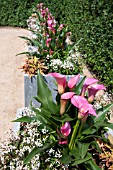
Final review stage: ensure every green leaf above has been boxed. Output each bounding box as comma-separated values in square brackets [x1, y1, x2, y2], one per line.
[69, 148, 80, 160]
[91, 141, 101, 153]
[52, 114, 74, 123]
[24, 142, 55, 165]
[85, 159, 101, 170]
[94, 103, 113, 122]
[36, 71, 59, 114]
[77, 142, 91, 159]
[12, 116, 34, 123]
[30, 104, 58, 129]
[81, 126, 97, 135]
[72, 156, 91, 166]
[16, 52, 31, 56]
[73, 76, 86, 95]
[60, 148, 74, 164]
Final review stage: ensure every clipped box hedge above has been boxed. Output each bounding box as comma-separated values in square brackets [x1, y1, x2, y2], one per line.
[0, 0, 36, 27]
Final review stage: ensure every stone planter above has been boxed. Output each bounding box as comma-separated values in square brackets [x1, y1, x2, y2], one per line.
[24, 74, 83, 107]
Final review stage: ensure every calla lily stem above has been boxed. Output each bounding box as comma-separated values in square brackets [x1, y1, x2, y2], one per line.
[69, 119, 80, 150]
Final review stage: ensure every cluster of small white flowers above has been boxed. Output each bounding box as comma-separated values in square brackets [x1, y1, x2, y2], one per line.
[49, 59, 63, 70]
[93, 92, 113, 114]
[28, 45, 40, 55]
[62, 60, 74, 70]
[29, 33, 37, 40]
[49, 51, 78, 71]
[0, 107, 67, 169]
[0, 107, 50, 169]
[27, 15, 41, 32]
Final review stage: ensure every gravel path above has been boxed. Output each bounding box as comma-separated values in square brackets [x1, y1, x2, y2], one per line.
[0, 27, 29, 142]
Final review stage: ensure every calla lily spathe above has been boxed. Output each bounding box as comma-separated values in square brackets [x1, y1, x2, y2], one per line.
[68, 74, 80, 89]
[88, 84, 106, 103]
[60, 122, 71, 137]
[47, 73, 66, 94]
[47, 73, 80, 94]
[81, 77, 99, 96]
[61, 92, 97, 118]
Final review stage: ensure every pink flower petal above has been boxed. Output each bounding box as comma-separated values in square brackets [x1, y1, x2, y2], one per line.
[84, 77, 99, 86]
[68, 74, 80, 89]
[71, 95, 88, 108]
[88, 84, 106, 102]
[61, 92, 75, 100]
[59, 138, 68, 145]
[47, 73, 66, 94]
[47, 19, 52, 26]
[47, 73, 66, 86]
[81, 77, 99, 96]
[60, 122, 71, 137]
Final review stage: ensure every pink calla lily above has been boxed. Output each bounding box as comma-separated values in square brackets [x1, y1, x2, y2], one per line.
[60, 122, 71, 137]
[59, 24, 64, 30]
[88, 84, 106, 103]
[46, 38, 52, 47]
[71, 95, 97, 118]
[47, 73, 66, 94]
[61, 92, 75, 100]
[68, 74, 80, 89]
[47, 19, 53, 27]
[58, 138, 68, 145]
[81, 77, 99, 96]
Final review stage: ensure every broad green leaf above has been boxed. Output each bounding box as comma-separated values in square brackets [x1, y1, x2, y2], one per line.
[19, 36, 33, 44]
[92, 121, 113, 130]
[94, 103, 113, 122]
[24, 142, 55, 164]
[69, 148, 80, 160]
[52, 114, 74, 123]
[60, 148, 74, 164]
[85, 159, 101, 170]
[12, 116, 34, 123]
[91, 141, 101, 153]
[30, 104, 58, 129]
[36, 71, 59, 114]
[81, 126, 97, 135]
[72, 156, 91, 166]
[16, 52, 31, 56]
[73, 76, 86, 95]
[77, 142, 91, 159]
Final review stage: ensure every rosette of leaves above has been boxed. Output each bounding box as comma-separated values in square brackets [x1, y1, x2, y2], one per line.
[19, 56, 48, 77]
[14, 71, 113, 170]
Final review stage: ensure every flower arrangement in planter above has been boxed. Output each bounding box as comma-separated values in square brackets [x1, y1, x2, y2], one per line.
[7, 70, 113, 169]
[19, 3, 82, 77]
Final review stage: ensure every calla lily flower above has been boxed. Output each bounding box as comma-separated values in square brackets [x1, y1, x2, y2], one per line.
[81, 77, 99, 96]
[71, 95, 97, 119]
[61, 92, 75, 100]
[47, 19, 53, 27]
[47, 73, 66, 94]
[46, 38, 52, 47]
[59, 138, 68, 145]
[60, 122, 71, 137]
[88, 84, 106, 103]
[59, 24, 64, 30]
[68, 74, 80, 89]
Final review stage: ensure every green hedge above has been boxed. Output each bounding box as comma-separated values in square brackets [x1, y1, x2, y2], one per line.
[0, 0, 36, 27]
[37, 0, 113, 93]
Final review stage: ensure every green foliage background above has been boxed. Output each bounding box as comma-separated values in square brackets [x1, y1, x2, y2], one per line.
[0, 0, 36, 27]
[0, 0, 113, 92]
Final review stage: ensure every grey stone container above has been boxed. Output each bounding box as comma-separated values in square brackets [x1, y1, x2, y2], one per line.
[24, 74, 80, 107]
